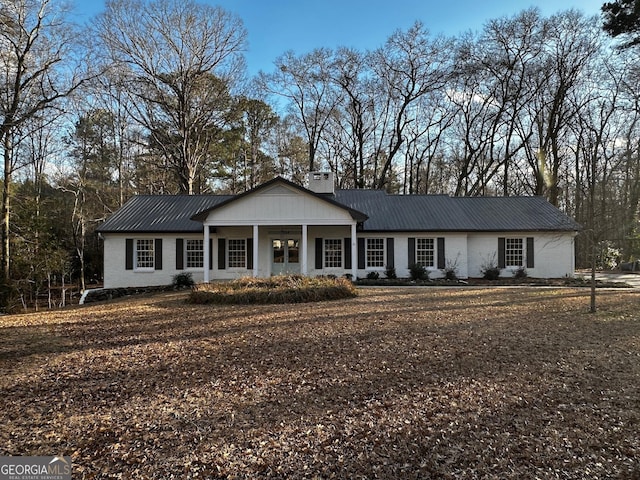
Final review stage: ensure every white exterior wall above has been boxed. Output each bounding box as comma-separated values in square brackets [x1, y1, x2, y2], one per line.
[102, 233, 207, 288]
[467, 232, 576, 278]
[355, 233, 469, 279]
[102, 229, 577, 287]
[308, 225, 352, 276]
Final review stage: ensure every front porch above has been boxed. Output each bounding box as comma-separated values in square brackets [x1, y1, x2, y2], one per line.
[203, 224, 358, 282]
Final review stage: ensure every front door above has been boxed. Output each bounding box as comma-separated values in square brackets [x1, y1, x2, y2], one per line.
[271, 238, 300, 275]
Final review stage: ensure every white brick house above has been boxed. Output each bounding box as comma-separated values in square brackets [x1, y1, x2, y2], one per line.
[97, 173, 581, 288]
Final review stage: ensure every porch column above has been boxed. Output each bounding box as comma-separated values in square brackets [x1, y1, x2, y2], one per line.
[253, 224, 259, 277]
[203, 225, 210, 283]
[351, 222, 357, 280]
[301, 224, 308, 275]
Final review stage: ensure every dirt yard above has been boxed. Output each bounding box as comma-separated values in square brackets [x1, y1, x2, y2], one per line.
[1, 288, 639, 479]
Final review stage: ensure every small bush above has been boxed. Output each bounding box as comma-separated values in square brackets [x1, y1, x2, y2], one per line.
[409, 263, 428, 281]
[443, 256, 460, 281]
[513, 267, 528, 279]
[482, 266, 501, 280]
[366, 271, 380, 280]
[384, 266, 397, 279]
[188, 275, 357, 305]
[172, 272, 195, 289]
[443, 264, 458, 281]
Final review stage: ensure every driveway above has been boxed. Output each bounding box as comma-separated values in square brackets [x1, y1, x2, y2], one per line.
[592, 271, 640, 288]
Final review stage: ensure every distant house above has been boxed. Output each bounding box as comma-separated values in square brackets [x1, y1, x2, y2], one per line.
[96, 173, 581, 288]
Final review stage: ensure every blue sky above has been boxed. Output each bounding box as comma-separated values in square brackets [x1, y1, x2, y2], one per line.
[71, 0, 605, 76]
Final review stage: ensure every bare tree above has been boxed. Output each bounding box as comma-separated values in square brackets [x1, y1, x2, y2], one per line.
[401, 91, 455, 194]
[258, 48, 341, 172]
[523, 11, 601, 205]
[0, 0, 89, 284]
[368, 22, 453, 190]
[95, 0, 247, 194]
[325, 47, 375, 188]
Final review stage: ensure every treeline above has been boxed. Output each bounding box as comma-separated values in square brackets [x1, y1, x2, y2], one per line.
[1, 0, 638, 309]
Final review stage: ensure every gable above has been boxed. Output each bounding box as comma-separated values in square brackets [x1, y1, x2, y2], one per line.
[199, 183, 356, 226]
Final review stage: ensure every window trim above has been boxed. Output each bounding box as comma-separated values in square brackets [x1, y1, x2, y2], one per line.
[227, 238, 247, 269]
[134, 238, 155, 271]
[185, 239, 204, 269]
[323, 238, 343, 269]
[505, 237, 524, 268]
[366, 237, 385, 269]
[415, 237, 435, 268]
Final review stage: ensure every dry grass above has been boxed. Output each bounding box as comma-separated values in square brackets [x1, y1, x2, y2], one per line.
[1, 287, 639, 479]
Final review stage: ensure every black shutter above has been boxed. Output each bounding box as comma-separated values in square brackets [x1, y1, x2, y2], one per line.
[154, 239, 163, 270]
[218, 238, 226, 269]
[176, 239, 184, 270]
[408, 238, 415, 266]
[315, 238, 323, 269]
[498, 237, 506, 269]
[209, 238, 213, 270]
[386, 238, 394, 268]
[357, 238, 365, 269]
[437, 237, 445, 269]
[526, 237, 535, 268]
[247, 238, 253, 270]
[125, 239, 134, 270]
[344, 238, 352, 270]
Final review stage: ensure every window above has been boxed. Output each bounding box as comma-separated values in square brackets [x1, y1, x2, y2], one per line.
[186, 239, 203, 268]
[136, 239, 154, 269]
[228, 239, 246, 268]
[324, 239, 342, 268]
[505, 238, 523, 267]
[366, 238, 385, 268]
[416, 238, 435, 267]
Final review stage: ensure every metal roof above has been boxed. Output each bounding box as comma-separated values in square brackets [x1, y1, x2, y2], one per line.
[97, 186, 581, 234]
[97, 195, 232, 233]
[333, 191, 581, 232]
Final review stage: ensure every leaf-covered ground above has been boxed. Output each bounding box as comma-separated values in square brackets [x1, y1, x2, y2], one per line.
[1, 288, 639, 479]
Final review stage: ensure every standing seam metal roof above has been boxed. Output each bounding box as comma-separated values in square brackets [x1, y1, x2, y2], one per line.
[332, 191, 581, 232]
[97, 195, 232, 233]
[97, 189, 581, 233]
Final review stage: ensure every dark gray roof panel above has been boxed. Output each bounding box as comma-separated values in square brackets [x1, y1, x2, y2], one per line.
[333, 191, 581, 232]
[452, 196, 581, 231]
[97, 188, 581, 234]
[97, 195, 232, 233]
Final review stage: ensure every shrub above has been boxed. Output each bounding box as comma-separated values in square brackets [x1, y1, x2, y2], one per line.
[172, 272, 195, 289]
[513, 266, 528, 279]
[384, 265, 397, 279]
[443, 267, 457, 281]
[409, 263, 428, 281]
[443, 259, 459, 281]
[480, 253, 501, 280]
[482, 266, 501, 280]
[366, 271, 380, 280]
[187, 275, 357, 305]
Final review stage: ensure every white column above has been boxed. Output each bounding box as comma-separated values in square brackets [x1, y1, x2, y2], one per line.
[301, 224, 308, 275]
[253, 224, 259, 277]
[351, 222, 357, 280]
[203, 225, 210, 283]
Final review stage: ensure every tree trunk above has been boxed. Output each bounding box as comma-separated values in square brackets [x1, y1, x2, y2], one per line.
[2, 134, 12, 283]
